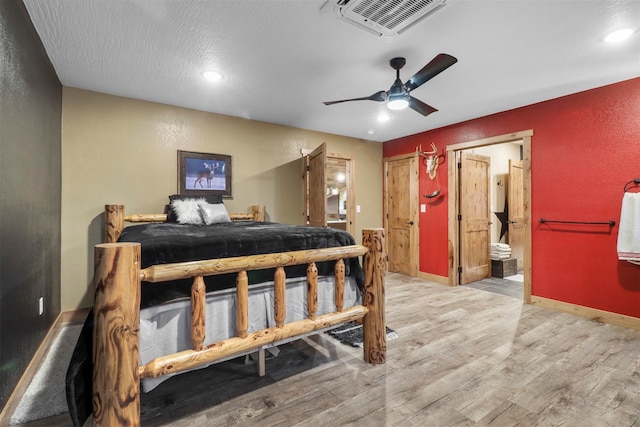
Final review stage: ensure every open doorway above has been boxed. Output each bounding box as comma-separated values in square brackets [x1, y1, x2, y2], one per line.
[447, 130, 532, 303]
[301, 144, 356, 235]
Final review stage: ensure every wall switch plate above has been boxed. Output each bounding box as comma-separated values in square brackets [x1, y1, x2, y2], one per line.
[421, 204, 426, 213]
[356, 205, 361, 213]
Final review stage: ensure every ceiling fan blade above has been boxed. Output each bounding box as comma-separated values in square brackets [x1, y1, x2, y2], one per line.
[323, 90, 386, 105]
[408, 96, 438, 116]
[405, 54, 457, 92]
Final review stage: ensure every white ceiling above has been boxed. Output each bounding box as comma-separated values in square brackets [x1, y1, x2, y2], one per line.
[23, 0, 640, 143]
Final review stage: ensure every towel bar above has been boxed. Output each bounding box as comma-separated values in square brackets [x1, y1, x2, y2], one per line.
[539, 218, 616, 226]
[623, 178, 640, 193]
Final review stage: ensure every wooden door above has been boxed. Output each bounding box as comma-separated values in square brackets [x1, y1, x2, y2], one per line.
[508, 159, 524, 271]
[307, 143, 327, 227]
[459, 152, 491, 284]
[303, 146, 356, 233]
[385, 156, 418, 276]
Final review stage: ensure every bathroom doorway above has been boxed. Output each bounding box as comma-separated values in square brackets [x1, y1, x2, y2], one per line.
[447, 130, 532, 303]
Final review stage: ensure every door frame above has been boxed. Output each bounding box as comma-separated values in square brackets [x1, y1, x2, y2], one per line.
[447, 130, 533, 303]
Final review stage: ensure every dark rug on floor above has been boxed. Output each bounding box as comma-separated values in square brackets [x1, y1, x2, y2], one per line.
[325, 322, 398, 348]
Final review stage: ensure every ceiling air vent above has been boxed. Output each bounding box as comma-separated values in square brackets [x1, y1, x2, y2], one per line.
[332, 0, 447, 37]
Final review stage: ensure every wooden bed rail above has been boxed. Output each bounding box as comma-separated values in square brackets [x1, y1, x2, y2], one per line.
[139, 307, 368, 379]
[92, 227, 385, 426]
[139, 245, 367, 282]
[104, 204, 267, 243]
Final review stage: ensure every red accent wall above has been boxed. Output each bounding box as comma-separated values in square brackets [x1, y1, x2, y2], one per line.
[383, 77, 640, 318]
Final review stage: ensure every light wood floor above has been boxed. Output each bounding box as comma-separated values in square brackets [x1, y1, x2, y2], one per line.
[464, 274, 524, 300]
[16, 272, 640, 426]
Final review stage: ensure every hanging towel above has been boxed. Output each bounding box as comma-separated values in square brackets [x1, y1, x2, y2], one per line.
[617, 192, 640, 265]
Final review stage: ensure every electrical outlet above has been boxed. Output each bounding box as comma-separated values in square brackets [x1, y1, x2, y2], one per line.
[39, 297, 44, 315]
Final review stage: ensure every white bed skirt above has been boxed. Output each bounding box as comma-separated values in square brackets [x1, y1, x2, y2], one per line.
[139, 275, 361, 391]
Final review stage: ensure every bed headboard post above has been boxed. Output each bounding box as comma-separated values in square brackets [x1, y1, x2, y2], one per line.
[104, 205, 125, 243]
[93, 242, 141, 426]
[251, 205, 266, 222]
[361, 228, 386, 364]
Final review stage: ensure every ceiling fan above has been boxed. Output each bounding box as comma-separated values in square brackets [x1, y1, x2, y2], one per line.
[323, 53, 457, 116]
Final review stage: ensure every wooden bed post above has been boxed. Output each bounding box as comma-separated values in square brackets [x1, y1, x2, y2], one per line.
[362, 228, 386, 364]
[104, 205, 125, 243]
[251, 205, 266, 221]
[93, 242, 141, 427]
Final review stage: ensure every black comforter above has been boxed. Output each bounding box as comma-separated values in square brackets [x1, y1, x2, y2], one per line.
[66, 222, 364, 426]
[120, 221, 364, 307]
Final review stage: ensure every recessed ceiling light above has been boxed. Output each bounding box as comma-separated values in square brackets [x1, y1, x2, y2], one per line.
[202, 70, 223, 82]
[367, 129, 375, 135]
[604, 28, 634, 43]
[377, 113, 390, 123]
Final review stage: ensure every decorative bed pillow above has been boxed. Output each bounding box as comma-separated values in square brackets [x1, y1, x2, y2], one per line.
[199, 203, 231, 225]
[167, 194, 223, 222]
[169, 194, 223, 204]
[170, 198, 205, 224]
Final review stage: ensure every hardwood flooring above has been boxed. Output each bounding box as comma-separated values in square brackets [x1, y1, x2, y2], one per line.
[14, 273, 640, 426]
[464, 274, 524, 300]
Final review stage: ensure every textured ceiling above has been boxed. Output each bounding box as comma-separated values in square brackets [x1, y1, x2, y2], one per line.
[23, 0, 640, 142]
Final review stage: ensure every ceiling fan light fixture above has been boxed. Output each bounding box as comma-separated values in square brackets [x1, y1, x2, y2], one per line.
[387, 95, 409, 110]
[387, 78, 409, 110]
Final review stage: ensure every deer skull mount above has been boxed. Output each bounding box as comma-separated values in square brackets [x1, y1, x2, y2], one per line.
[416, 143, 445, 199]
[420, 143, 444, 179]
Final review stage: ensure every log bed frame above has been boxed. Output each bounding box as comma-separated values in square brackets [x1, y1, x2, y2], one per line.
[93, 204, 386, 426]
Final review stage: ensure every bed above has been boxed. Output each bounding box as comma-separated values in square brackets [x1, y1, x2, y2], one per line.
[68, 201, 386, 426]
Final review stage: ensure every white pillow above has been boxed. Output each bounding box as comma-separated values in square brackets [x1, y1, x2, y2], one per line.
[171, 198, 204, 224]
[199, 202, 230, 225]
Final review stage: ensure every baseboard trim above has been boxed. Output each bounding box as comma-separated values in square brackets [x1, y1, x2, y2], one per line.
[60, 308, 90, 325]
[417, 271, 449, 285]
[0, 309, 89, 426]
[531, 296, 640, 331]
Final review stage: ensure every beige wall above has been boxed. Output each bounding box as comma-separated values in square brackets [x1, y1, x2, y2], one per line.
[61, 87, 383, 310]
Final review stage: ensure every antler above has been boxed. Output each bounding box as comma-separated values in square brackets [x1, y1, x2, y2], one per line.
[415, 143, 442, 180]
[415, 143, 438, 158]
